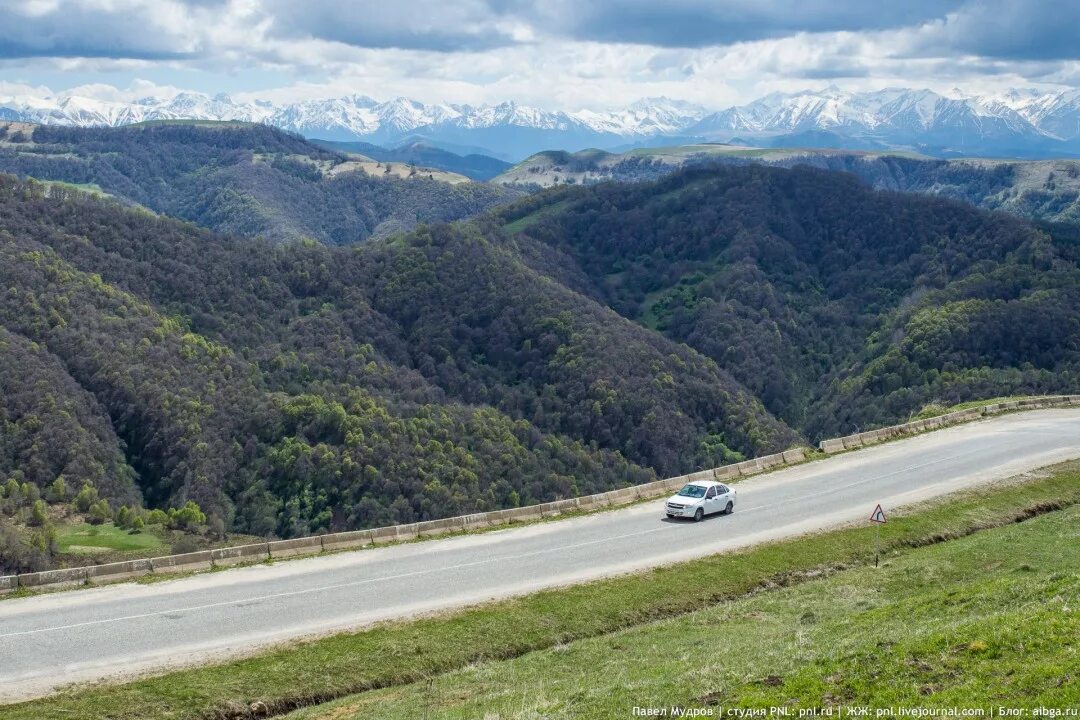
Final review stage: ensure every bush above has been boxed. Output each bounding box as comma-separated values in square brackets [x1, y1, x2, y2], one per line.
[20, 482, 40, 505]
[0, 521, 52, 574]
[146, 509, 169, 526]
[30, 499, 47, 526]
[169, 501, 207, 532]
[171, 536, 201, 554]
[46, 476, 67, 503]
[74, 483, 99, 513]
[87, 499, 112, 525]
[114, 505, 135, 529]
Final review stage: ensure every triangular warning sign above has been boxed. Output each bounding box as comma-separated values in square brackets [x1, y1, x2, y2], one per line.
[870, 504, 887, 523]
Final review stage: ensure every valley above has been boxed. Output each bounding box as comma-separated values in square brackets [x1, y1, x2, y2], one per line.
[0, 122, 1077, 577]
[3, 5, 1079, 717]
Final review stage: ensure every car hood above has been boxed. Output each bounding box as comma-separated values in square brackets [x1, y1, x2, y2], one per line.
[666, 494, 703, 506]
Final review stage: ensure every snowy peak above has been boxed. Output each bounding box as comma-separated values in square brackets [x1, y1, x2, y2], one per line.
[689, 87, 1080, 155]
[1, 86, 1078, 158]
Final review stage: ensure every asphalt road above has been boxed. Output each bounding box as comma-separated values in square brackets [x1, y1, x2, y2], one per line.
[2, 409, 1078, 702]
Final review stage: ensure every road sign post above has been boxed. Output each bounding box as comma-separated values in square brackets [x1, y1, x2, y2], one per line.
[869, 503, 887, 567]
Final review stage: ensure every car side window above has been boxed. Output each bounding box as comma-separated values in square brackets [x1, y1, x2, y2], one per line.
[705, 486, 716, 499]
[718, 485, 728, 494]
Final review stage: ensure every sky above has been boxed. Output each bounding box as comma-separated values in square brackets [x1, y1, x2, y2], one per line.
[0, 0, 1078, 110]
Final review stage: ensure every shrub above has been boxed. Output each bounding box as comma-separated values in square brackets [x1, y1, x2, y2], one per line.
[20, 482, 40, 505]
[74, 483, 99, 512]
[146, 509, 169, 526]
[115, 505, 135, 529]
[171, 536, 201, 554]
[46, 476, 68, 503]
[169, 501, 207, 531]
[87, 499, 112, 525]
[30, 499, 47, 526]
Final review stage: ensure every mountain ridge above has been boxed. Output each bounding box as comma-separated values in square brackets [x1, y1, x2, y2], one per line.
[4, 86, 1079, 160]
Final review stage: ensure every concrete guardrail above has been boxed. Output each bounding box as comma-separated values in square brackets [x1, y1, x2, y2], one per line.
[3, 396, 1075, 594]
[816, 395, 1080, 455]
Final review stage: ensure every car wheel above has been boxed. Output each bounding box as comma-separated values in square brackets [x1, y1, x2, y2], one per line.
[694, 507, 704, 522]
[724, 501, 733, 515]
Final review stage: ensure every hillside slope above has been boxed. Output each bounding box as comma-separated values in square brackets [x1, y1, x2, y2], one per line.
[495, 146, 1080, 227]
[313, 138, 511, 181]
[0, 175, 795, 545]
[0, 122, 512, 243]
[498, 164, 1080, 436]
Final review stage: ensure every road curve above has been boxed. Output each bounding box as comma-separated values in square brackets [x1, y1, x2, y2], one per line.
[1, 409, 1078, 702]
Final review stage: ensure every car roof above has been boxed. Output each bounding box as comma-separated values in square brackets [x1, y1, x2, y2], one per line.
[685, 480, 720, 487]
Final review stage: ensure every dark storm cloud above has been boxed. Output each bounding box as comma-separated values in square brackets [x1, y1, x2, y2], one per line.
[0, 0, 1074, 66]
[905, 0, 1080, 61]
[524, 0, 965, 49]
[0, 0, 207, 60]
[261, 1, 521, 53]
[257, 0, 969, 52]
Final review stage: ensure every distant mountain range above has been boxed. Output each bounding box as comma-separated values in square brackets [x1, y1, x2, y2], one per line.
[3, 86, 1079, 160]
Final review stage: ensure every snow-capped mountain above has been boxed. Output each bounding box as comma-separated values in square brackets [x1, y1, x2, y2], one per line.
[2, 86, 1078, 159]
[689, 86, 1077, 156]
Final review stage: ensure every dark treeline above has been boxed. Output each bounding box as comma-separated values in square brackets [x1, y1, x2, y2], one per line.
[0, 122, 512, 243]
[0, 174, 794, 540]
[500, 164, 1080, 437]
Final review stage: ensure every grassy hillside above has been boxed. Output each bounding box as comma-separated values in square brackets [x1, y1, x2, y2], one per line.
[0, 173, 794, 571]
[292, 473, 1080, 718]
[0, 121, 512, 243]
[497, 164, 1080, 437]
[11, 462, 1079, 719]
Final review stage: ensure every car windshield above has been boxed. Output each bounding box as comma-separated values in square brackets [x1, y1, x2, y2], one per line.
[677, 485, 707, 498]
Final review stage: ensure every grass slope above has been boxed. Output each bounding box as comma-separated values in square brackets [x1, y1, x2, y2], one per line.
[301, 494, 1080, 718]
[8, 462, 1080, 720]
[55, 523, 165, 555]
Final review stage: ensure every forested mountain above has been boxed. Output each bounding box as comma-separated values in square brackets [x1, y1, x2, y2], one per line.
[0, 175, 794, 542]
[497, 146, 1080, 228]
[0, 122, 512, 243]
[499, 164, 1080, 436]
[2, 153, 1076, 554]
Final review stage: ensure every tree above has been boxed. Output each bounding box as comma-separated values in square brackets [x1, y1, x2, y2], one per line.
[87, 499, 112, 525]
[114, 505, 135, 530]
[30, 500, 47, 526]
[74, 483, 99, 513]
[146, 509, 169, 526]
[46, 476, 68, 503]
[169, 501, 207, 531]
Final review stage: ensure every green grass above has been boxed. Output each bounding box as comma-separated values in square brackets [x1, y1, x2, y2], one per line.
[55, 523, 165, 555]
[296, 486, 1080, 718]
[8, 462, 1080, 720]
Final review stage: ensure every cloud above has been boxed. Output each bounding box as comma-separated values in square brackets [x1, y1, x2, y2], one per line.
[521, 0, 965, 49]
[0, 0, 209, 60]
[902, 0, 1080, 61]
[0, 0, 1075, 111]
[260, 1, 531, 53]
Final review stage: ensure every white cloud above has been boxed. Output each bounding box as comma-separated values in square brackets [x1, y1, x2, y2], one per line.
[0, 0, 1075, 109]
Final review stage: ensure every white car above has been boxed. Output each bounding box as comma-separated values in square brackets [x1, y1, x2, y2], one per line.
[665, 480, 736, 521]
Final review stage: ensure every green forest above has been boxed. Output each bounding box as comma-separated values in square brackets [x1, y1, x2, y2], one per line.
[499, 163, 1080, 436]
[0, 122, 512, 243]
[1, 123, 1077, 573]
